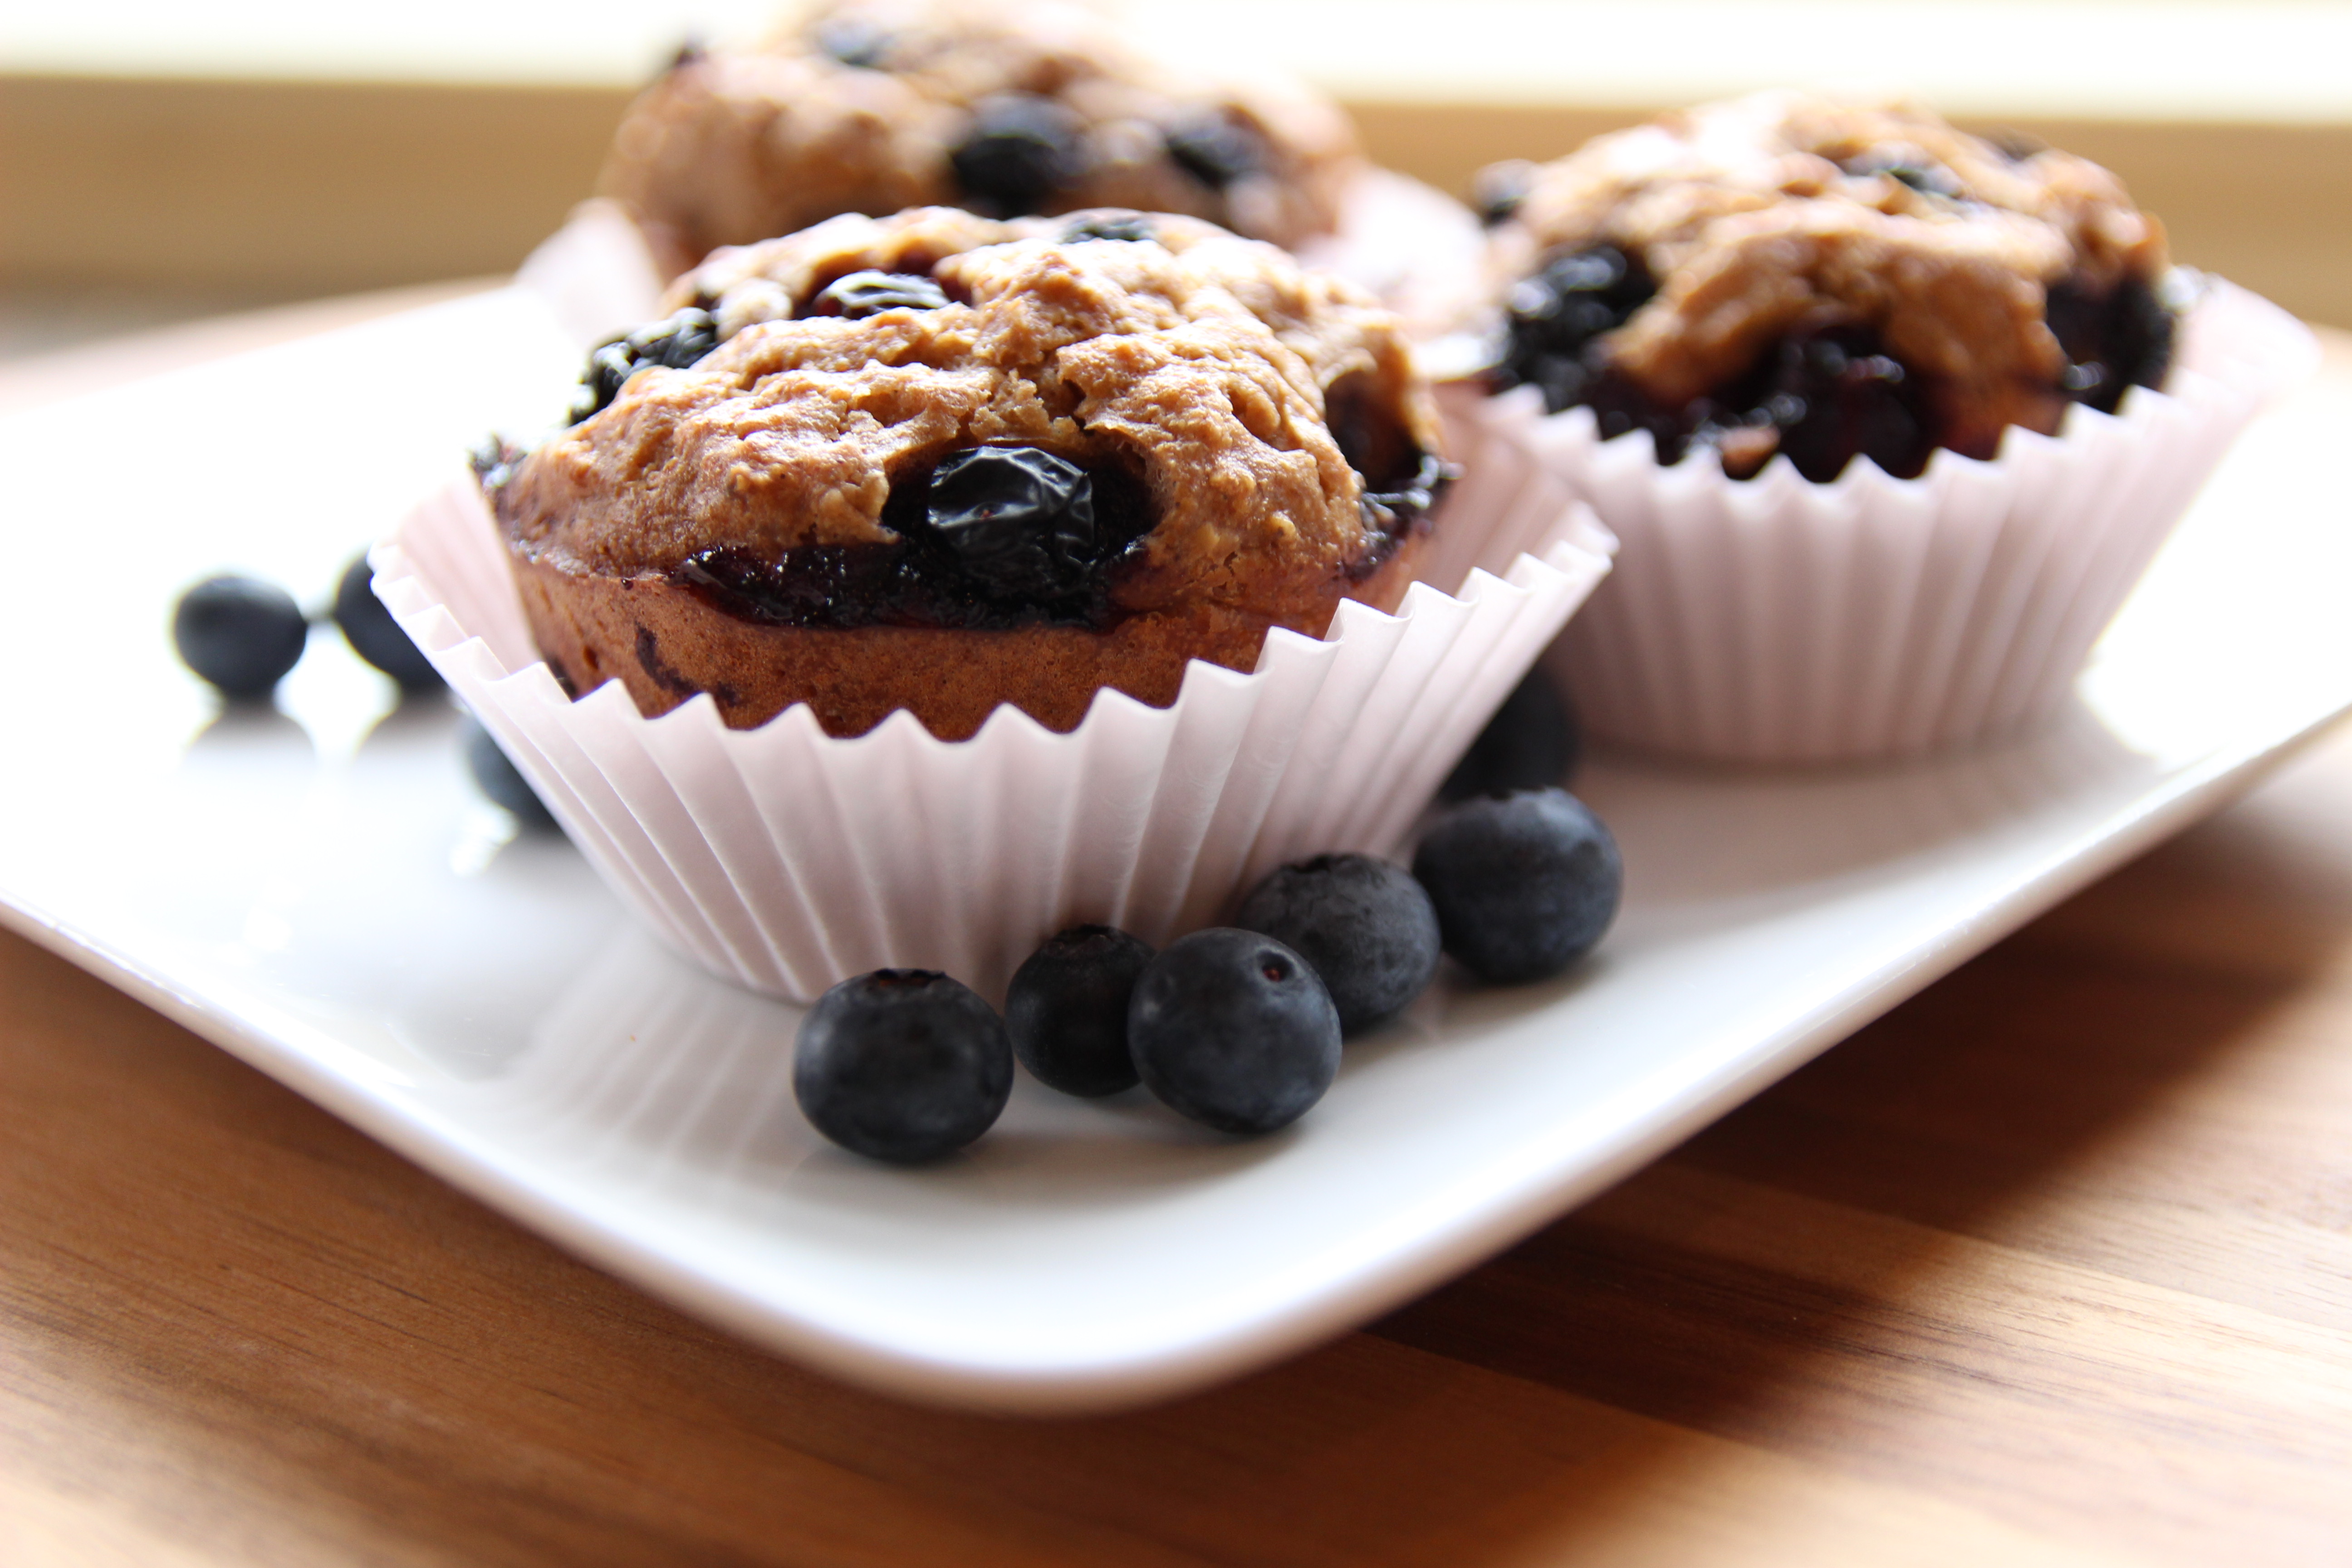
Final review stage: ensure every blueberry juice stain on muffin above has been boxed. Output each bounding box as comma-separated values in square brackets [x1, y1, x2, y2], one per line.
[596, 0, 1361, 278]
[1480, 92, 2181, 481]
[483, 208, 1450, 741]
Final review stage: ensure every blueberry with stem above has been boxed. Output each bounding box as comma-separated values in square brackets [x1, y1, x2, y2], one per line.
[1128, 929, 1341, 1135]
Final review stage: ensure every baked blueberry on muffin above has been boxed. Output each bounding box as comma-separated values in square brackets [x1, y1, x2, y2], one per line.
[484, 207, 1450, 740]
[599, 0, 1361, 279]
[1481, 92, 2180, 480]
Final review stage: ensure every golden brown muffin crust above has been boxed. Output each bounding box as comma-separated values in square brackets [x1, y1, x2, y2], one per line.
[599, 0, 1361, 276]
[491, 208, 1447, 736]
[1487, 92, 2171, 451]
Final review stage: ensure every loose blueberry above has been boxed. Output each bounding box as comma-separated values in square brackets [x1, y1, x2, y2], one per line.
[1233, 855, 1440, 1036]
[460, 715, 557, 830]
[810, 270, 951, 319]
[794, 970, 1014, 1162]
[1441, 668, 1582, 802]
[950, 93, 1085, 216]
[171, 574, 309, 699]
[1061, 213, 1157, 245]
[1005, 925, 1154, 1096]
[1163, 113, 1264, 191]
[923, 446, 1099, 599]
[333, 555, 443, 691]
[1127, 929, 1341, 1135]
[1413, 788, 1621, 985]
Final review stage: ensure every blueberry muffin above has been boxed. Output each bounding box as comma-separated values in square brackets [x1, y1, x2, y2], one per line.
[483, 207, 1450, 740]
[600, 0, 1361, 280]
[1480, 92, 2179, 480]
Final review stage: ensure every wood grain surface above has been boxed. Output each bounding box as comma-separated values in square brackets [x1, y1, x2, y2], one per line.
[3, 308, 2350, 1566]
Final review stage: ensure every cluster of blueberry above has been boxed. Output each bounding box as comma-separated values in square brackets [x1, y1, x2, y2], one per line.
[667, 444, 1156, 633]
[170, 564, 556, 830]
[795, 672, 1620, 1163]
[1494, 238, 2176, 483]
[172, 559, 441, 699]
[945, 94, 1263, 221]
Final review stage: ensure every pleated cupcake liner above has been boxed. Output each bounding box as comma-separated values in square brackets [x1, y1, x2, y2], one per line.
[1468, 278, 2318, 764]
[373, 398, 1615, 1002]
[516, 167, 1488, 352]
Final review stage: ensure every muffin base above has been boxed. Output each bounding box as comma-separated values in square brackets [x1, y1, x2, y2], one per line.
[375, 396, 1612, 1001]
[1490, 279, 2318, 763]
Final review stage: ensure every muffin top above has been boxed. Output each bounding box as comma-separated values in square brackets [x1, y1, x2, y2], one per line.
[490, 207, 1446, 632]
[1482, 92, 2176, 478]
[599, 0, 1362, 277]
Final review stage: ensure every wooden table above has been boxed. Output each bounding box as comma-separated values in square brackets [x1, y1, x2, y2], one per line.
[4, 301, 2349, 1567]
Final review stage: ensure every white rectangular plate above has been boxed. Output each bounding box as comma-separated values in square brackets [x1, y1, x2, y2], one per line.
[2, 289, 2347, 1413]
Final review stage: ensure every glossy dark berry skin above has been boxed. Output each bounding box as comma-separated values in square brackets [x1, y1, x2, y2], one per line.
[949, 93, 1084, 216]
[1233, 856, 1440, 1036]
[1005, 925, 1154, 1096]
[1413, 789, 1622, 985]
[2047, 274, 2175, 415]
[924, 446, 1101, 600]
[672, 446, 1150, 633]
[1473, 158, 1537, 227]
[794, 970, 1014, 1163]
[469, 434, 524, 493]
[1163, 114, 1263, 190]
[1441, 668, 1581, 803]
[810, 270, 950, 319]
[1741, 325, 1935, 481]
[1495, 236, 2174, 483]
[1062, 214, 1157, 245]
[814, 15, 892, 68]
[171, 574, 309, 699]
[1128, 930, 1341, 1135]
[568, 307, 722, 424]
[460, 715, 557, 830]
[333, 556, 443, 691]
[1498, 245, 1658, 414]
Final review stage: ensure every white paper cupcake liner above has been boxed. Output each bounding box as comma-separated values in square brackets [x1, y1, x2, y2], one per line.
[1470, 278, 2319, 764]
[374, 401, 1614, 1002]
[519, 168, 1488, 352]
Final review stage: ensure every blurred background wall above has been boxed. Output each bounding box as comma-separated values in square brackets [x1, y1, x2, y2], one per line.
[3, 0, 2349, 342]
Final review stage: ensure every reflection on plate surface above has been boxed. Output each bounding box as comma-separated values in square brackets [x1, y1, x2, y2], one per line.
[0, 288, 2346, 1411]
